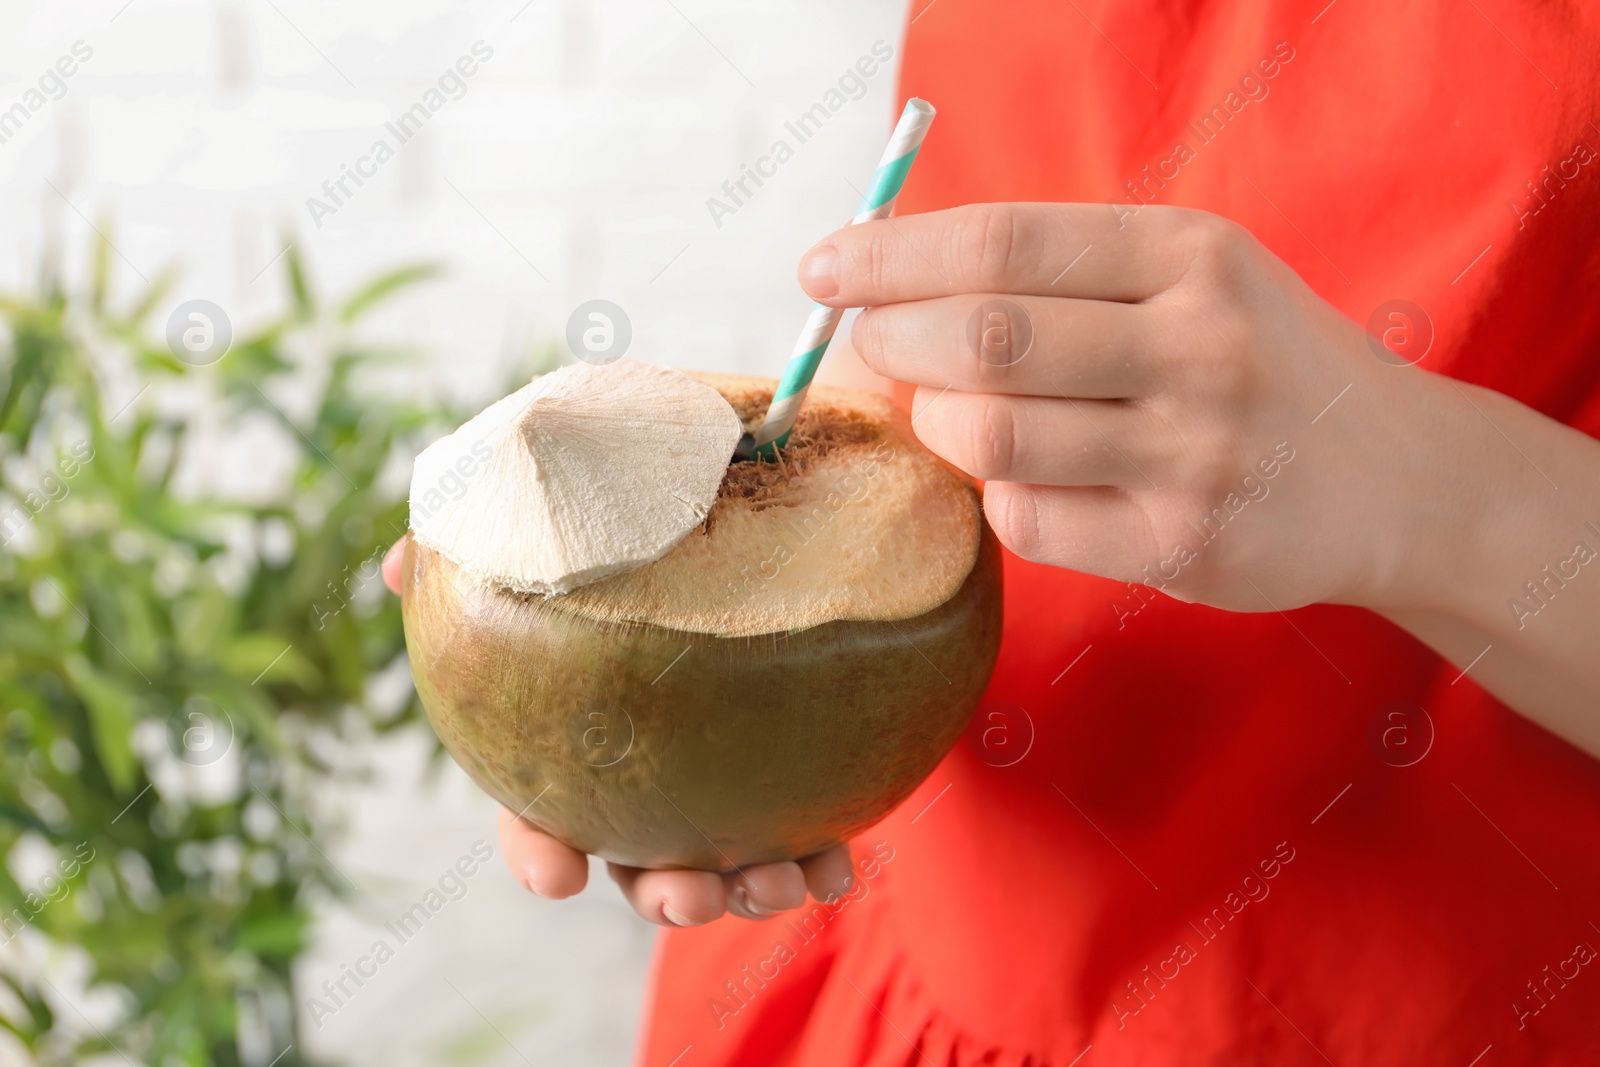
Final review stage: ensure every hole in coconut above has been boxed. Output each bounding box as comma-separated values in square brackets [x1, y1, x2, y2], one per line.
[715, 387, 883, 511]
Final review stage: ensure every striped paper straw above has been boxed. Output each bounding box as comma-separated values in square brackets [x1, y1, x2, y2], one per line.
[747, 97, 936, 458]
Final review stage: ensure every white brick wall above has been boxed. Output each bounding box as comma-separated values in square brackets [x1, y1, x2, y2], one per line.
[0, 0, 908, 400]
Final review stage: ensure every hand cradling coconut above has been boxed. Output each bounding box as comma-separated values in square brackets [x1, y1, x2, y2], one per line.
[402, 359, 1001, 870]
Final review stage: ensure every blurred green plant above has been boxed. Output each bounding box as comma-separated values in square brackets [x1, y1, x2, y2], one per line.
[0, 236, 480, 1066]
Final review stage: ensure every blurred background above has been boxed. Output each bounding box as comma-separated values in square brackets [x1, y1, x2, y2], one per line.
[0, 1, 908, 1063]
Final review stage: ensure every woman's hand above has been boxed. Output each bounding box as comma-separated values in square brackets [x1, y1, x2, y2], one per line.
[380, 541, 855, 925]
[808, 202, 1434, 614]
[802, 203, 1600, 753]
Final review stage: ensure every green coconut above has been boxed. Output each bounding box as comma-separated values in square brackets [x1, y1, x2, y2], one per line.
[401, 363, 1002, 870]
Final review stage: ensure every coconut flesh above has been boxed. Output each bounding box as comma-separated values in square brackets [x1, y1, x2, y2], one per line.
[402, 359, 1001, 870]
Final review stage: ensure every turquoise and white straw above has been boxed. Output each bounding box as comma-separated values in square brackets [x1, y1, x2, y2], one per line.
[748, 97, 936, 457]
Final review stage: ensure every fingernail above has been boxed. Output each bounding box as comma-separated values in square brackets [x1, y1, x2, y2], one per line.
[799, 246, 838, 299]
[661, 903, 704, 927]
[732, 885, 778, 918]
[521, 873, 546, 896]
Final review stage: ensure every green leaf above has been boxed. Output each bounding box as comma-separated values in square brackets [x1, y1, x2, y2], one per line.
[218, 335, 294, 384]
[63, 654, 141, 793]
[219, 634, 319, 690]
[338, 263, 442, 323]
[0, 969, 53, 1042]
[91, 230, 111, 314]
[283, 240, 314, 320]
[232, 909, 309, 955]
[0, 612, 61, 658]
[133, 344, 188, 376]
[124, 264, 179, 327]
[0, 318, 48, 431]
[0, 800, 51, 836]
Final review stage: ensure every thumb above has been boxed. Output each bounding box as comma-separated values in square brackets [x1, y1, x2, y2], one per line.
[382, 538, 405, 595]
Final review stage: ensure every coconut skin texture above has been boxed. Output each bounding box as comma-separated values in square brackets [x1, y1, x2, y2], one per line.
[401, 375, 1002, 871]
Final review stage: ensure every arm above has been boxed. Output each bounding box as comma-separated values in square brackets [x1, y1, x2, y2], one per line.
[1369, 377, 1600, 754]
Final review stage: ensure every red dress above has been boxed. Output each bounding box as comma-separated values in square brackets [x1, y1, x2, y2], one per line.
[639, 2, 1600, 1063]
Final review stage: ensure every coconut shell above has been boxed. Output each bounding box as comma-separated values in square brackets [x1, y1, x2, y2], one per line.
[402, 376, 1003, 870]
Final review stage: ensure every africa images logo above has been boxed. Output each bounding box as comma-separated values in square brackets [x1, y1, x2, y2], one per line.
[306, 41, 495, 228]
[705, 41, 895, 228]
[0, 40, 93, 149]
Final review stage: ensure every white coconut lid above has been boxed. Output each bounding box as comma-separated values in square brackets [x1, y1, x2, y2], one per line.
[409, 359, 744, 595]
[552, 374, 985, 637]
